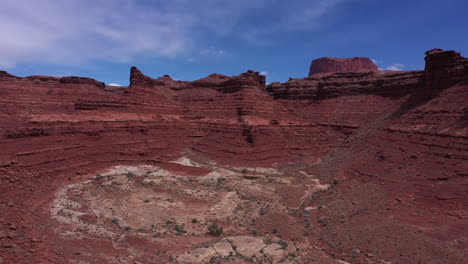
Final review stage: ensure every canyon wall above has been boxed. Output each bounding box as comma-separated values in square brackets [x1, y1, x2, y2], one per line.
[0, 49, 466, 264]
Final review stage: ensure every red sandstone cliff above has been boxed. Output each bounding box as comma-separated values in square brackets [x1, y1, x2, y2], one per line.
[425, 48, 468, 89]
[0, 49, 466, 264]
[308, 57, 378, 76]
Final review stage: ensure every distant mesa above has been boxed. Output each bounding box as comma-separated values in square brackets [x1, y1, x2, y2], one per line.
[308, 57, 378, 77]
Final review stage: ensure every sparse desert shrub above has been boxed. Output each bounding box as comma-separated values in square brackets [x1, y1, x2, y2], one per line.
[191, 218, 198, 223]
[207, 223, 223, 236]
[174, 224, 186, 234]
[111, 218, 119, 225]
[318, 217, 328, 226]
[96, 174, 104, 180]
[278, 240, 288, 249]
[217, 177, 226, 183]
[125, 172, 135, 179]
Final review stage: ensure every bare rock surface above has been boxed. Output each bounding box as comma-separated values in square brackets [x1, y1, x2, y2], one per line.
[227, 236, 266, 258]
[213, 241, 236, 257]
[263, 243, 286, 261]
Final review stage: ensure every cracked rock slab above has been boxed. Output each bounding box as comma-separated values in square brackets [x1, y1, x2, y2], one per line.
[177, 247, 217, 263]
[213, 241, 236, 257]
[227, 236, 266, 258]
[263, 243, 287, 261]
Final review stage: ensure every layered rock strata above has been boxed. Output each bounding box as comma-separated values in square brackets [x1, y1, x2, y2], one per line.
[308, 57, 378, 76]
[0, 49, 466, 264]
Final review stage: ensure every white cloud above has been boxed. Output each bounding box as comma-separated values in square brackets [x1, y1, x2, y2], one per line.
[260, 71, 268, 76]
[283, 0, 344, 29]
[0, 0, 346, 68]
[108, 83, 121, 87]
[241, 0, 345, 43]
[371, 58, 378, 64]
[200, 48, 225, 56]
[0, 60, 15, 69]
[386, 64, 404, 71]
[0, 0, 195, 68]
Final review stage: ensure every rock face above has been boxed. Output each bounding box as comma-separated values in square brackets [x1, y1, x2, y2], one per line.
[268, 70, 425, 100]
[308, 57, 378, 76]
[0, 49, 467, 264]
[424, 48, 468, 89]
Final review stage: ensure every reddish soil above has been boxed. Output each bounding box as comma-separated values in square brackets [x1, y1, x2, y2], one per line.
[0, 49, 467, 264]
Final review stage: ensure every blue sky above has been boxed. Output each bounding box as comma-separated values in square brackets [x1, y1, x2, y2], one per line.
[1, 0, 467, 85]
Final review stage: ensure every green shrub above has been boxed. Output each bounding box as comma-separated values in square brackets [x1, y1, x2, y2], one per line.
[174, 224, 186, 234]
[125, 172, 135, 179]
[278, 240, 288, 249]
[207, 223, 223, 236]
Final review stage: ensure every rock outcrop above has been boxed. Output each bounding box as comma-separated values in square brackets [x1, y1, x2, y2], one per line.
[268, 70, 425, 99]
[424, 48, 468, 89]
[0, 49, 466, 264]
[308, 57, 378, 76]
